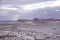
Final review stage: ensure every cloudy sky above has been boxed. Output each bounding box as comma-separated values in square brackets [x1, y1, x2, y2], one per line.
[0, 0, 60, 20]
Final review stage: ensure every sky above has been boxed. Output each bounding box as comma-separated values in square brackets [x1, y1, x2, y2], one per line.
[0, 0, 60, 20]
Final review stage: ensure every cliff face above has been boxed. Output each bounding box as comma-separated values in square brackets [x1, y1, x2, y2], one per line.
[17, 19, 60, 25]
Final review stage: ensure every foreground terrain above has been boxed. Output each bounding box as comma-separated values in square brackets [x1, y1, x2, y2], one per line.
[0, 22, 60, 40]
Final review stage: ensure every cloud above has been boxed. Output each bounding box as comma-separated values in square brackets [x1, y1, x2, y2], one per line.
[0, 0, 60, 20]
[1, 0, 55, 5]
[20, 0, 60, 11]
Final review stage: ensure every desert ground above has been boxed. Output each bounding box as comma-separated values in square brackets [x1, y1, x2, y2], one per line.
[0, 22, 60, 40]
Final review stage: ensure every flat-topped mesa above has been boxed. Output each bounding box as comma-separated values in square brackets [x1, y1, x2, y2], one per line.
[17, 18, 60, 22]
[17, 18, 60, 23]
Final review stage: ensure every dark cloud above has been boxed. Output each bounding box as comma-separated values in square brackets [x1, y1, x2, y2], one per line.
[23, 6, 60, 19]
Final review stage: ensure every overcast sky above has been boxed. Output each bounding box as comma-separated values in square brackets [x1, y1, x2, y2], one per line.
[0, 0, 60, 20]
